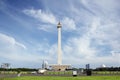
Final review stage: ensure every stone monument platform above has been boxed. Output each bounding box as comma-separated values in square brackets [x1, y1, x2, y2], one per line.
[49, 64, 71, 71]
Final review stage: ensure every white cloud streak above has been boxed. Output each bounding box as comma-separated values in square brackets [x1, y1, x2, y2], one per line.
[62, 17, 76, 31]
[0, 33, 57, 67]
[62, 15, 120, 67]
[23, 8, 77, 32]
[0, 33, 26, 49]
[23, 8, 57, 24]
[0, 33, 46, 63]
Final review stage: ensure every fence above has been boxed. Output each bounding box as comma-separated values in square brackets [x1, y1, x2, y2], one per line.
[0, 71, 120, 78]
[92, 71, 120, 75]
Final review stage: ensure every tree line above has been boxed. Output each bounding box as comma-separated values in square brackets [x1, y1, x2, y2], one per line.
[93, 67, 120, 71]
[0, 68, 37, 72]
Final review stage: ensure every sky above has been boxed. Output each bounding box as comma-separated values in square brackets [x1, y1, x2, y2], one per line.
[0, 0, 120, 68]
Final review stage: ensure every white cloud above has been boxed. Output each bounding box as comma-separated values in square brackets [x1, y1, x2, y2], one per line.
[0, 33, 47, 63]
[0, 33, 45, 66]
[88, 17, 120, 51]
[0, 33, 58, 66]
[0, 33, 28, 60]
[23, 8, 77, 32]
[80, 0, 120, 19]
[37, 24, 56, 32]
[88, 0, 119, 12]
[0, 33, 26, 49]
[62, 17, 76, 31]
[23, 8, 57, 24]
[62, 15, 120, 67]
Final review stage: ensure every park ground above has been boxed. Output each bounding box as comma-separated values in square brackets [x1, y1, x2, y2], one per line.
[0, 76, 120, 80]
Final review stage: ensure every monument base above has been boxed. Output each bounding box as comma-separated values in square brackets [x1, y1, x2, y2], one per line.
[49, 64, 71, 71]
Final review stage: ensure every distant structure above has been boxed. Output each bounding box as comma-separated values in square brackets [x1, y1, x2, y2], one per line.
[1, 63, 10, 69]
[42, 60, 48, 69]
[86, 64, 90, 70]
[49, 22, 71, 71]
[101, 64, 106, 68]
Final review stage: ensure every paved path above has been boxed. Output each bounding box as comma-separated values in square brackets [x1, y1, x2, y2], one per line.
[0, 74, 17, 78]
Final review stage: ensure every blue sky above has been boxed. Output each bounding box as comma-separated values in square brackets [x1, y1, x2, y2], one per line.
[0, 0, 120, 68]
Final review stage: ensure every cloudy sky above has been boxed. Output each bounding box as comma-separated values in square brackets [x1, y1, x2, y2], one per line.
[0, 0, 120, 68]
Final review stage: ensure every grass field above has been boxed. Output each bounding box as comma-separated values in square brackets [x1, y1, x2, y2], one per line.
[1, 76, 120, 80]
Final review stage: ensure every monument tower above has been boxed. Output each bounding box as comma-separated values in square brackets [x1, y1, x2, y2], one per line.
[57, 22, 62, 65]
[48, 22, 71, 71]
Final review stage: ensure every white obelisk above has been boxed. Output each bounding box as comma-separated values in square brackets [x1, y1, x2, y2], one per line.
[57, 22, 62, 65]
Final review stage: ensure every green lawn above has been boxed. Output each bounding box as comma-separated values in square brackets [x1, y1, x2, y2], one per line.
[1, 76, 120, 80]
